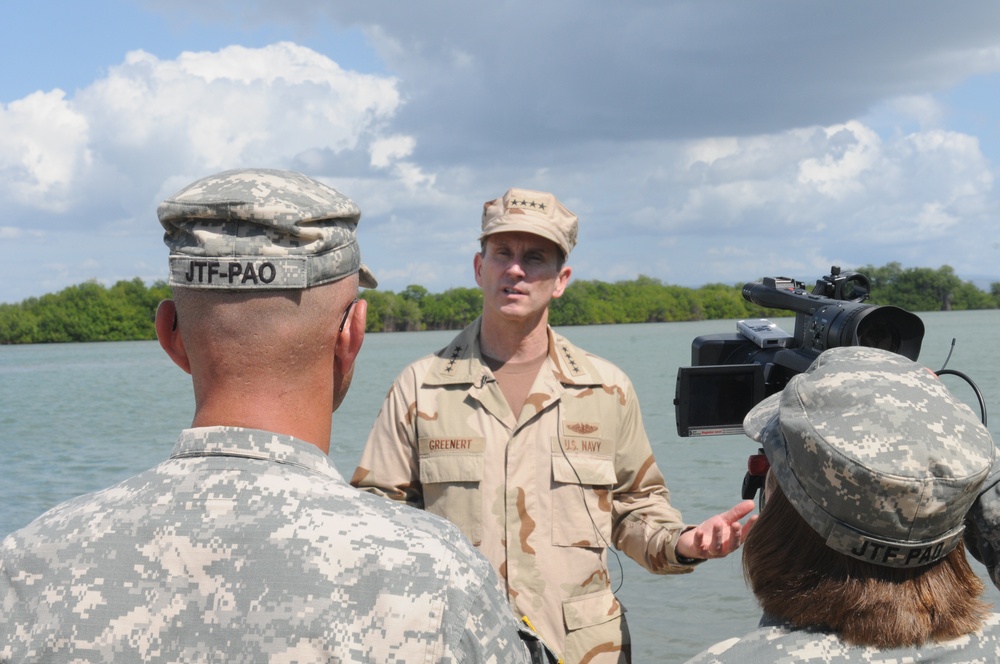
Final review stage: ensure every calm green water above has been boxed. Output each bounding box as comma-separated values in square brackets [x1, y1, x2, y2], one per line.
[2, 311, 999, 662]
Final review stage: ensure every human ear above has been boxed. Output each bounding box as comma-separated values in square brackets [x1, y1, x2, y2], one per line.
[155, 299, 191, 375]
[337, 298, 366, 363]
[332, 297, 367, 411]
[551, 265, 573, 299]
[473, 251, 484, 288]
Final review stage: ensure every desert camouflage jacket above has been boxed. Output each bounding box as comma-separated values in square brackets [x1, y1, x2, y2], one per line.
[352, 319, 698, 664]
[684, 613, 1000, 663]
[1, 426, 533, 663]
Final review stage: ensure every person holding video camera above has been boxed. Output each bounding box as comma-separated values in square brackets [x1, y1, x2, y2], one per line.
[351, 187, 756, 664]
[686, 346, 1000, 663]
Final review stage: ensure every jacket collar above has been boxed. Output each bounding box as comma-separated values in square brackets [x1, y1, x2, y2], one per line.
[424, 317, 603, 387]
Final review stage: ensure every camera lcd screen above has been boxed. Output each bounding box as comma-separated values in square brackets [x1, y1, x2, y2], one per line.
[674, 364, 765, 437]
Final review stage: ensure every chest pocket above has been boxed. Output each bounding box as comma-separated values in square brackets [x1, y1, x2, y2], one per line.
[551, 393, 619, 547]
[418, 437, 485, 546]
[551, 437, 616, 548]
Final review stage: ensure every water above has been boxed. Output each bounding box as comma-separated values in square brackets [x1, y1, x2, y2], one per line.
[2, 310, 999, 662]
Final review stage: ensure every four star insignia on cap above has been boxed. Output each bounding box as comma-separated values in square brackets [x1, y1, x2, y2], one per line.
[511, 199, 547, 210]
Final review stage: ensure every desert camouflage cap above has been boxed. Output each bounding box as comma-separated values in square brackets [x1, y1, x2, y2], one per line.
[744, 346, 994, 568]
[480, 188, 578, 257]
[158, 168, 377, 290]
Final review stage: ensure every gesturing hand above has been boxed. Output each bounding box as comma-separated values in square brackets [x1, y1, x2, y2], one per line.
[675, 499, 757, 561]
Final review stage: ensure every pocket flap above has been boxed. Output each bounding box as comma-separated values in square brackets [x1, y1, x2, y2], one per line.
[552, 454, 616, 486]
[562, 589, 623, 631]
[419, 454, 484, 484]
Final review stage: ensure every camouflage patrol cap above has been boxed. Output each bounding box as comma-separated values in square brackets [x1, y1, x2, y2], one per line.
[158, 168, 377, 290]
[480, 188, 578, 257]
[744, 346, 994, 569]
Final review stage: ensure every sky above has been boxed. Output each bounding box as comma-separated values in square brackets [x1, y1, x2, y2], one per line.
[3, 0, 1000, 304]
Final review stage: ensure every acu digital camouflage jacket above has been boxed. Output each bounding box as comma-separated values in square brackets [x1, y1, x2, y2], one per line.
[1, 427, 534, 663]
[684, 613, 1000, 663]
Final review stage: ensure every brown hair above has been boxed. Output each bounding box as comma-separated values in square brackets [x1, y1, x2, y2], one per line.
[743, 481, 989, 648]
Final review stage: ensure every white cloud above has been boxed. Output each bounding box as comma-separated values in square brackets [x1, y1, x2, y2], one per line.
[368, 134, 434, 189]
[83, 42, 404, 175]
[797, 122, 882, 200]
[3, 3, 1000, 303]
[370, 135, 414, 169]
[914, 202, 959, 234]
[1, 42, 408, 224]
[0, 41, 422, 302]
[885, 95, 946, 129]
[0, 90, 91, 210]
[544, 113, 997, 291]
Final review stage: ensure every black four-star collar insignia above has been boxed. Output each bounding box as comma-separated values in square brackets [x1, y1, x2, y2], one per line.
[444, 345, 464, 373]
[560, 343, 581, 374]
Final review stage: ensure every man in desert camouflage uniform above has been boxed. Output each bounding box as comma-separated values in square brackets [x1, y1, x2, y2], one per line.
[351, 188, 756, 663]
[686, 346, 1000, 663]
[0, 169, 541, 662]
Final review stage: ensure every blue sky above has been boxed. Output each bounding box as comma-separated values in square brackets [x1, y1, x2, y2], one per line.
[2, 0, 1000, 303]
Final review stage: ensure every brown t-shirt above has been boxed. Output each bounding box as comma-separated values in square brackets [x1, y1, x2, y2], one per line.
[482, 350, 547, 420]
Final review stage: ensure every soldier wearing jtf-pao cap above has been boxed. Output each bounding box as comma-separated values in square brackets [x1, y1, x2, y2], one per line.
[686, 346, 1000, 663]
[0, 169, 546, 663]
[352, 188, 756, 663]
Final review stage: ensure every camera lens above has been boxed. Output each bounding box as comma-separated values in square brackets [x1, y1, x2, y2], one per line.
[852, 306, 924, 359]
[857, 320, 900, 351]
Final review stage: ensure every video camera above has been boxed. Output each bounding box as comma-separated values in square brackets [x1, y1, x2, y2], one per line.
[673, 266, 925, 437]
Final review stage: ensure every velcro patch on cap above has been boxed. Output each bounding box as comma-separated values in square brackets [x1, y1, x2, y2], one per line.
[168, 256, 309, 289]
[826, 519, 965, 568]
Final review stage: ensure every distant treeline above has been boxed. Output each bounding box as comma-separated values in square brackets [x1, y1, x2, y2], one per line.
[1, 263, 997, 344]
